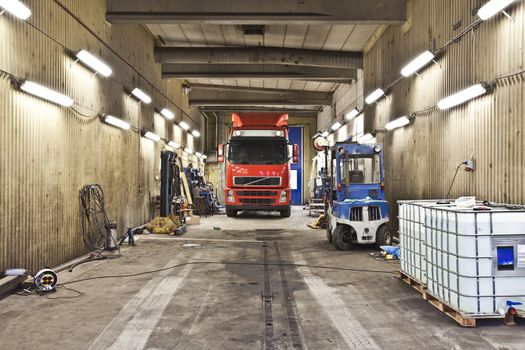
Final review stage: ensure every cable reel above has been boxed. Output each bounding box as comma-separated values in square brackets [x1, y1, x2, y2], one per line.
[34, 269, 58, 291]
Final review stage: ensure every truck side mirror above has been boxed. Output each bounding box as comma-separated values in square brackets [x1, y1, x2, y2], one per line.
[292, 144, 299, 164]
[218, 144, 224, 163]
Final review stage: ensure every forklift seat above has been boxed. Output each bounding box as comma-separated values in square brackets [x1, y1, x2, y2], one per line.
[349, 170, 364, 183]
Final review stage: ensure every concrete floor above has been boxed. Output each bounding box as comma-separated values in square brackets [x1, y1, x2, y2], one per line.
[1, 207, 523, 350]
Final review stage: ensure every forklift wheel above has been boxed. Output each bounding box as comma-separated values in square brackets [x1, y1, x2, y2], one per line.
[326, 218, 333, 243]
[375, 224, 393, 249]
[226, 209, 238, 217]
[280, 207, 291, 218]
[333, 225, 352, 251]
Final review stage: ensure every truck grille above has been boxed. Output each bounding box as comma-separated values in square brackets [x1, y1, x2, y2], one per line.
[349, 207, 363, 221]
[237, 190, 278, 197]
[234, 176, 281, 186]
[239, 198, 275, 205]
[368, 206, 381, 221]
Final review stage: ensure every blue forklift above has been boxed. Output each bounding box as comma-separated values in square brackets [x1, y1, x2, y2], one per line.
[325, 140, 393, 250]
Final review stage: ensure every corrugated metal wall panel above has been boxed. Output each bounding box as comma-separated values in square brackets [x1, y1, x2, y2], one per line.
[362, 0, 525, 226]
[0, 0, 200, 273]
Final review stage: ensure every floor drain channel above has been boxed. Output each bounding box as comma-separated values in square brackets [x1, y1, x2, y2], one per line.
[261, 243, 274, 350]
[274, 241, 305, 350]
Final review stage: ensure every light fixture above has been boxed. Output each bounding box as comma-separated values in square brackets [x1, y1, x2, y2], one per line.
[131, 88, 151, 104]
[385, 116, 410, 131]
[103, 115, 130, 130]
[345, 108, 360, 121]
[179, 121, 190, 130]
[191, 130, 200, 138]
[160, 108, 174, 120]
[184, 147, 192, 154]
[20, 81, 73, 107]
[365, 88, 385, 105]
[401, 50, 435, 77]
[75, 50, 112, 77]
[321, 131, 330, 138]
[0, 0, 31, 20]
[358, 133, 374, 144]
[478, 0, 515, 20]
[195, 152, 202, 158]
[331, 121, 342, 131]
[168, 141, 180, 149]
[437, 83, 487, 110]
[142, 130, 160, 142]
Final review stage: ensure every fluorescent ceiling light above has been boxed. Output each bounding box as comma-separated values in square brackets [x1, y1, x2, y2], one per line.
[478, 0, 515, 20]
[20, 81, 73, 107]
[76, 50, 112, 77]
[321, 131, 330, 138]
[365, 88, 385, 105]
[179, 121, 190, 130]
[160, 108, 174, 120]
[191, 130, 200, 137]
[195, 152, 202, 158]
[331, 122, 342, 131]
[358, 133, 374, 144]
[168, 141, 180, 149]
[184, 147, 192, 154]
[104, 115, 130, 130]
[131, 88, 151, 104]
[345, 108, 360, 121]
[143, 131, 160, 142]
[0, 0, 31, 20]
[401, 50, 435, 77]
[385, 116, 410, 131]
[437, 84, 487, 110]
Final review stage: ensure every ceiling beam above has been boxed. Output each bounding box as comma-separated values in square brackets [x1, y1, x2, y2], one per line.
[199, 106, 319, 118]
[155, 47, 363, 69]
[162, 64, 356, 81]
[188, 84, 332, 106]
[107, 0, 407, 25]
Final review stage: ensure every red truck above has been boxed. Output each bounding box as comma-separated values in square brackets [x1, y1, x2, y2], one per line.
[218, 113, 298, 218]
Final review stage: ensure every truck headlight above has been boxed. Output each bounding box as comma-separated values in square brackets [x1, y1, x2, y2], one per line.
[227, 190, 235, 203]
[279, 190, 287, 203]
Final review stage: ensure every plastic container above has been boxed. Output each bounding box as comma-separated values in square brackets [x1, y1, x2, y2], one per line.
[398, 200, 525, 316]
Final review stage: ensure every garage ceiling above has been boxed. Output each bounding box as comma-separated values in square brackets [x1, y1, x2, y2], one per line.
[147, 23, 380, 92]
[106, 0, 407, 113]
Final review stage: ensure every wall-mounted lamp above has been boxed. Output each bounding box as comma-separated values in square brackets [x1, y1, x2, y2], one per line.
[75, 50, 112, 77]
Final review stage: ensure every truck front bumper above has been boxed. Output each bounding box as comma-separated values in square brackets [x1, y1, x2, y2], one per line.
[226, 205, 290, 212]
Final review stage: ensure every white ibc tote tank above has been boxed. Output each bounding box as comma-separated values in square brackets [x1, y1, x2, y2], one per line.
[398, 200, 525, 316]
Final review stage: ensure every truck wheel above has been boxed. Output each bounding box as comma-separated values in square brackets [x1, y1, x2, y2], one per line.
[375, 224, 393, 249]
[280, 207, 291, 218]
[326, 215, 333, 243]
[333, 225, 352, 251]
[226, 209, 237, 217]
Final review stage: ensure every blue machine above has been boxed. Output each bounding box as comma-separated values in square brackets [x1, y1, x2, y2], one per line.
[326, 141, 393, 250]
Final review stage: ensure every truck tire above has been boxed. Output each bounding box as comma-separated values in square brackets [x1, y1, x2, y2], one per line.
[375, 224, 393, 249]
[226, 209, 237, 217]
[280, 207, 291, 218]
[326, 215, 333, 243]
[333, 225, 352, 251]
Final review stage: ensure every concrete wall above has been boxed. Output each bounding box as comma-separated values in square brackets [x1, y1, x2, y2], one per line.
[361, 0, 525, 228]
[0, 0, 202, 273]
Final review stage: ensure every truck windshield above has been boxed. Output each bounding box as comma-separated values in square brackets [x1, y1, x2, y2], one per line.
[340, 155, 381, 184]
[228, 138, 288, 165]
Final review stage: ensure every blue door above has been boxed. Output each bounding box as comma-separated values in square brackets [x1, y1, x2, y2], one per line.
[288, 126, 303, 205]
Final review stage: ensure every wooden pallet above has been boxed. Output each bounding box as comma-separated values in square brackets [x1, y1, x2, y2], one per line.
[396, 271, 509, 327]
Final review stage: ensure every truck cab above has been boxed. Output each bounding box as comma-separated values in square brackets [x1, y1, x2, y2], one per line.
[326, 141, 392, 250]
[219, 113, 298, 218]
